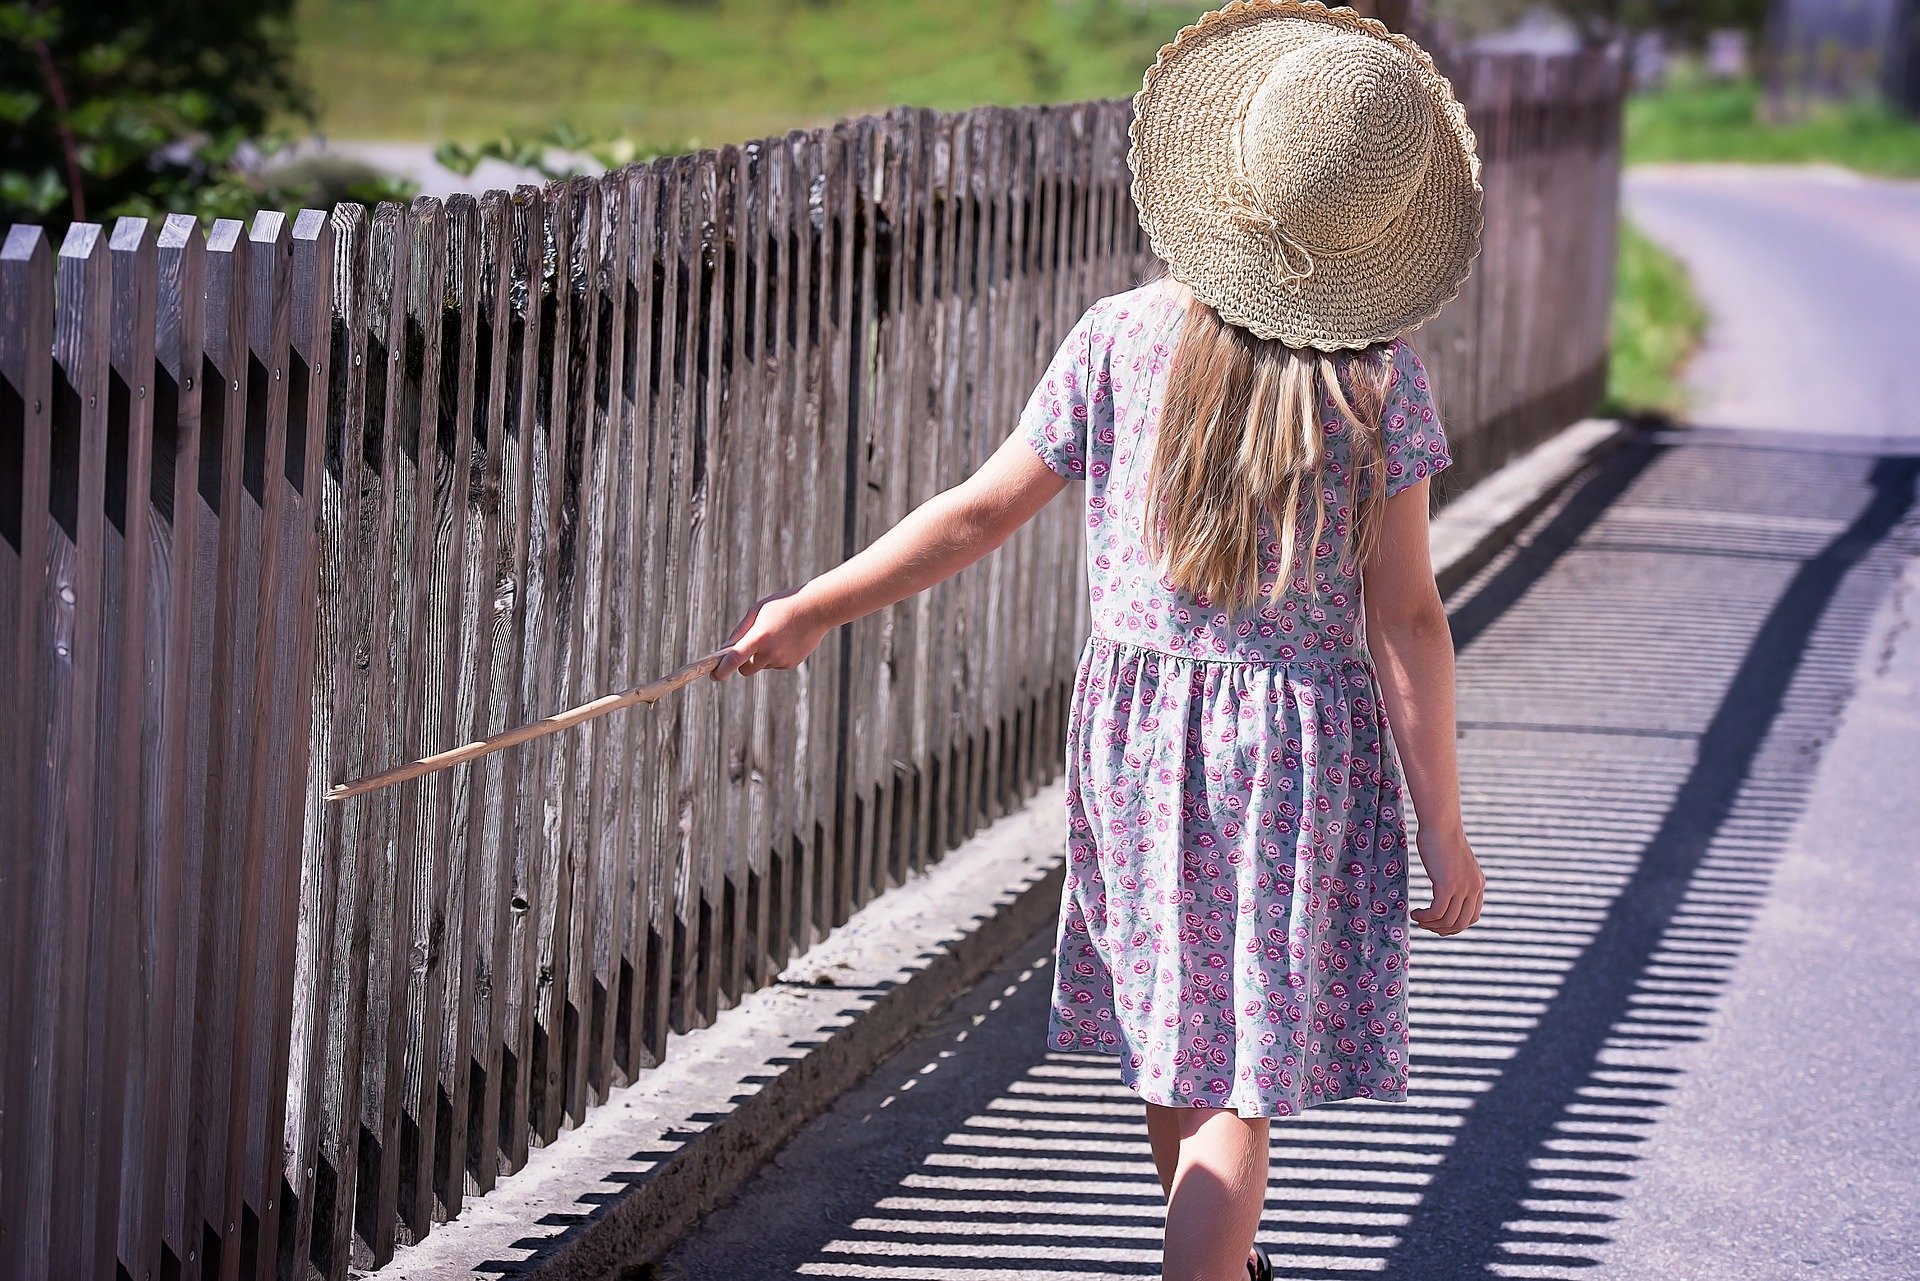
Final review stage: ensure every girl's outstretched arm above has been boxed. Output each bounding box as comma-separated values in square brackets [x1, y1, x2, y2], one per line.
[1362, 477, 1485, 936]
[712, 429, 1069, 680]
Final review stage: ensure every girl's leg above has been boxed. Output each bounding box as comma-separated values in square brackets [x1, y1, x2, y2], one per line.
[1145, 1101, 1181, 1196]
[1147, 1102, 1270, 1281]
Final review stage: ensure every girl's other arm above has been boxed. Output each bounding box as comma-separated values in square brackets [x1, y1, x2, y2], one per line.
[712, 431, 1068, 679]
[1362, 477, 1484, 936]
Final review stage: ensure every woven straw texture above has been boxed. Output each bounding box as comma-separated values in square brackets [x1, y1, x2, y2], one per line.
[1128, 0, 1484, 350]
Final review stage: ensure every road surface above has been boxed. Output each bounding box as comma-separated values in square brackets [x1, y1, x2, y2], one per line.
[649, 166, 1920, 1280]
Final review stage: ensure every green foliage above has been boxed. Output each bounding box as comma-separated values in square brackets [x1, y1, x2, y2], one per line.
[434, 122, 693, 182]
[1604, 220, 1707, 419]
[0, 0, 411, 231]
[293, 0, 1212, 145]
[1626, 70, 1920, 177]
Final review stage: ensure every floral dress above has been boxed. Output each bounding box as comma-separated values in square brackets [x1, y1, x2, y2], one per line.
[1018, 278, 1452, 1119]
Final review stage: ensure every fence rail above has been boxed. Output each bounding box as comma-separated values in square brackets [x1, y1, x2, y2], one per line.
[0, 46, 1623, 1281]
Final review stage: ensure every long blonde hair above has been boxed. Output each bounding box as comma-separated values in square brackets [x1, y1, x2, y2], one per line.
[1142, 275, 1392, 609]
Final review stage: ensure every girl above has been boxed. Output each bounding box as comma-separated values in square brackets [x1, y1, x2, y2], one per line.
[714, 3, 1486, 1278]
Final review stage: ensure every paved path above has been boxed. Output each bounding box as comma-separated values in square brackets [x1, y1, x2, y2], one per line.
[1624, 164, 1920, 445]
[652, 168, 1920, 1279]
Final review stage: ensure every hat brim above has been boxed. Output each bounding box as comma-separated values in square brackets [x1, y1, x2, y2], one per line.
[1127, 0, 1484, 351]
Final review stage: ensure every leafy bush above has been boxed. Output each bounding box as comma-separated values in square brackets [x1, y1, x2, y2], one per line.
[0, 0, 411, 232]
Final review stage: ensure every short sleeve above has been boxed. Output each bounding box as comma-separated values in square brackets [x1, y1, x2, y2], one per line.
[1016, 306, 1096, 482]
[1380, 340, 1452, 498]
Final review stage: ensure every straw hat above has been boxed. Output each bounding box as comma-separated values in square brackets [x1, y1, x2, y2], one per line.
[1127, 0, 1483, 351]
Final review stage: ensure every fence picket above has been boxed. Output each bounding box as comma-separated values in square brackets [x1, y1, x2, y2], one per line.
[613, 161, 665, 1079]
[0, 223, 53, 1281]
[462, 185, 531, 1199]
[394, 191, 473, 1237]
[581, 173, 634, 1097]
[91, 217, 153, 1281]
[42, 222, 111, 1280]
[430, 191, 486, 1223]
[495, 184, 546, 1177]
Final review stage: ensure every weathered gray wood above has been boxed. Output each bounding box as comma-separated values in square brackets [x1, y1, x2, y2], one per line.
[148, 212, 206, 1281]
[337, 199, 409, 1274]
[734, 136, 777, 991]
[661, 155, 704, 1040]
[999, 112, 1039, 818]
[954, 112, 990, 851]
[582, 170, 636, 1096]
[1, 222, 54, 1281]
[179, 217, 248, 1281]
[495, 183, 547, 1179]
[525, 177, 578, 1146]
[635, 156, 688, 1068]
[556, 175, 610, 1124]
[847, 118, 886, 916]
[261, 205, 334, 1277]
[714, 139, 757, 1012]
[205, 208, 290, 1279]
[398, 191, 475, 1236]
[745, 140, 796, 985]
[697, 150, 730, 1027]
[678, 152, 721, 1032]
[883, 109, 916, 880]
[41, 222, 111, 1280]
[302, 201, 380, 1281]
[976, 110, 1012, 831]
[99, 214, 155, 1281]
[376, 194, 446, 1256]
[820, 122, 858, 944]
[784, 129, 825, 965]
[901, 107, 942, 881]
[613, 161, 665, 1078]
[431, 191, 487, 1223]
[459, 186, 528, 1199]
[925, 110, 966, 869]
[281, 202, 347, 1281]
[810, 123, 840, 955]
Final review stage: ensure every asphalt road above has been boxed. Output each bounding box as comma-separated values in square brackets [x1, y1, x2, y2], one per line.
[651, 167, 1920, 1280]
[1624, 164, 1920, 446]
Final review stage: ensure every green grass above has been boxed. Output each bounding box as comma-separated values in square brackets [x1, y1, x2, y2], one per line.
[1626, 70, 1920, 177]
[1604, 219, 1708, 419]
[292, 0, 1213, 145]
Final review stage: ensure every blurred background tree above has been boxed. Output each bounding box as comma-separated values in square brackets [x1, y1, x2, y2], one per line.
[0, 0, 408, 232]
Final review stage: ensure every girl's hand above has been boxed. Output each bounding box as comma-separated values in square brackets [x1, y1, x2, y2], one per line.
[1410, 825, 1484, 936]
[712, 587, 831, 681]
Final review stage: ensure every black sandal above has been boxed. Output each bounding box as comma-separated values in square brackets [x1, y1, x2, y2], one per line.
[1246, 1243, 1273, 1281]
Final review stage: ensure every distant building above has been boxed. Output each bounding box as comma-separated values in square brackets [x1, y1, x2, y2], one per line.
[1768, 0, 1920, 114]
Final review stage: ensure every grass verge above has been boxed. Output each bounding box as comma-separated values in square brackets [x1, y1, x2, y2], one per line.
[1626, 72, 1920, 178]
[1604, 219, 1708, 420]
[291, 0, 1211, 145]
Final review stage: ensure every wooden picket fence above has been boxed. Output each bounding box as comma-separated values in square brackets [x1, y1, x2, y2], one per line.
[0, 47, 1623, 1281]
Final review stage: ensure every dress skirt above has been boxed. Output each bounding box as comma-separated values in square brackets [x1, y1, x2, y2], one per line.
[1046, 633, 1414, 1119]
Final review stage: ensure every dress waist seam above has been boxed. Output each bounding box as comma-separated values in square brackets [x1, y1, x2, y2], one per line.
[1084, 631, 1370, 669]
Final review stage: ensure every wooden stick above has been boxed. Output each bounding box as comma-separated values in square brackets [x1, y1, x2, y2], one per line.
[325, 650, 728, 802]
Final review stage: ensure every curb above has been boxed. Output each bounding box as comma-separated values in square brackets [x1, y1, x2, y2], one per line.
[1431, 418, 1629, 596]
[374, 416, 1631, 1280]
